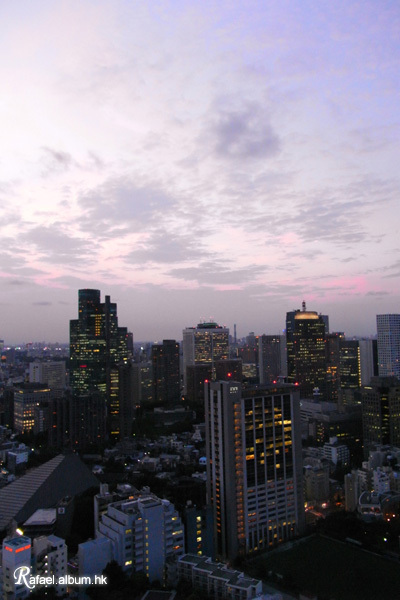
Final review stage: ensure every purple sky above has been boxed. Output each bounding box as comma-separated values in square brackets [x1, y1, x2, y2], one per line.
[1, 1, 399, 343]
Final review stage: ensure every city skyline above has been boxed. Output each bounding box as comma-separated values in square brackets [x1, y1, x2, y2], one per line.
[1, 1, 399, 343]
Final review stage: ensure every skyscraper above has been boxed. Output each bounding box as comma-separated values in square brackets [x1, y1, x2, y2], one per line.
[287, 304, 327, 398]
[151, 339, 180, 405]
[377, 314, 400, 378]
[70, 289, 132, 439]
[205, 380, 304, 561]
[258, 335, 283, 384]
[182, 321, 229, 390]
[361, 376, 400, 453]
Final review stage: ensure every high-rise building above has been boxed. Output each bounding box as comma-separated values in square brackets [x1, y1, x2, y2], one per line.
[205, 381, 304, 561]
[286, 303, 328, 389]
[290, 306, 327, 398]
[183, 322, 229, 390]
[361, 376, 400, 453]
[70, 289, 132, 439]
[325, 332, 342, 403]
[258, 335, 283, 384]
[359, 339, 378, 386]
[151, 340, 180, 405]
[340, 339, 361, 389]
[377, 314, 400, 378]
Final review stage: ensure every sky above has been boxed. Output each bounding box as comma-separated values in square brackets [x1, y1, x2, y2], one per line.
[0, 0, 399, 344]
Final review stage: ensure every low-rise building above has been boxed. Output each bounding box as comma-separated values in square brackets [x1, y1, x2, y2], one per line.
[177, 554, 262, 600]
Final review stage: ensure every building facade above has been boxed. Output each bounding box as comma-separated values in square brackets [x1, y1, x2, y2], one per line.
[377, 314, 400, 378]
[205, 381, 304, 561]
[97, 494, 185, 582]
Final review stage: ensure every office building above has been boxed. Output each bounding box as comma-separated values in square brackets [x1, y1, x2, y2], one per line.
[182, 322, 229, 390]
[290, 305, 327, 398]
[325, 332, 342, 403]
[377, 315, 400, 378]
[340, 339, 361, 389]
[359, 339, 378, 386]
[152, 340, 180, 405]
[286, 304, 328, 383]
[13, 384, 53, 434]
[97, 494, 184, 582]
[258, 335, 283, 384]
[205, 381, 304, 561]
[29, 361, 66, 391]
[186, 364, 213, 404]
[70, 289, 132, 439]
[361, 376, 400, 453]
[215, 359, 243, 383]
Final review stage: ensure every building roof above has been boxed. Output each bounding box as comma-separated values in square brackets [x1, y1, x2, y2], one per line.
[0, 453, 98, 533]
[23, 508, 57, 526]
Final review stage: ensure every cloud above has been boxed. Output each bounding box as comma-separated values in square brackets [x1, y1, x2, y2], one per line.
[23, 225, 95, 265]
[205, 100, 280, 160]
[168, 261, 268, 285]
[125, 229, 210, 264]
[32, 301, 52, 306]
[78, 178, 176, 238]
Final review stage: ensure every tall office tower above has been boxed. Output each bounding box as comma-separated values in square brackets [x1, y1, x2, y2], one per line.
[377, 314, 400, 378]
[182, 321, 229, 390]
[325, 332, 342, 403]
[359, 339, 379, 385]
[186, 364, 213, 404]
[151, 340, 180, 405]
[285, 310, 298, 382]
[289, 304, 327, 398]
[286, 303, 329, 385]
[70, 289, 132, 439]
[258, 335, 283, 384]
[205, 381, 304, 561]
[361, 377, 400, 453]
[340, 339, 361, 389]
[132, 362, 153, 406]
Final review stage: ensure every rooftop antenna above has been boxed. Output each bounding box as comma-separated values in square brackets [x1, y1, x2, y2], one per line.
[302, 300, 306, 312]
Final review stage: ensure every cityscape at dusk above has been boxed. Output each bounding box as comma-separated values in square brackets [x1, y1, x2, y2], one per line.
[1, 1, 400, 344]
[1, 2, 400, 599]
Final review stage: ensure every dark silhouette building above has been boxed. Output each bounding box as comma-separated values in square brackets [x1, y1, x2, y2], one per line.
[151, 339, 180, 405]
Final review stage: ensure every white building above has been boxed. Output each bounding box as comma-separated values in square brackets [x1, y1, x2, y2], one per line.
[2, 535, 32, 599]
[33, 535, 67, 596]
[322, 437, 350, 466]
[98, 494, 184, 582]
